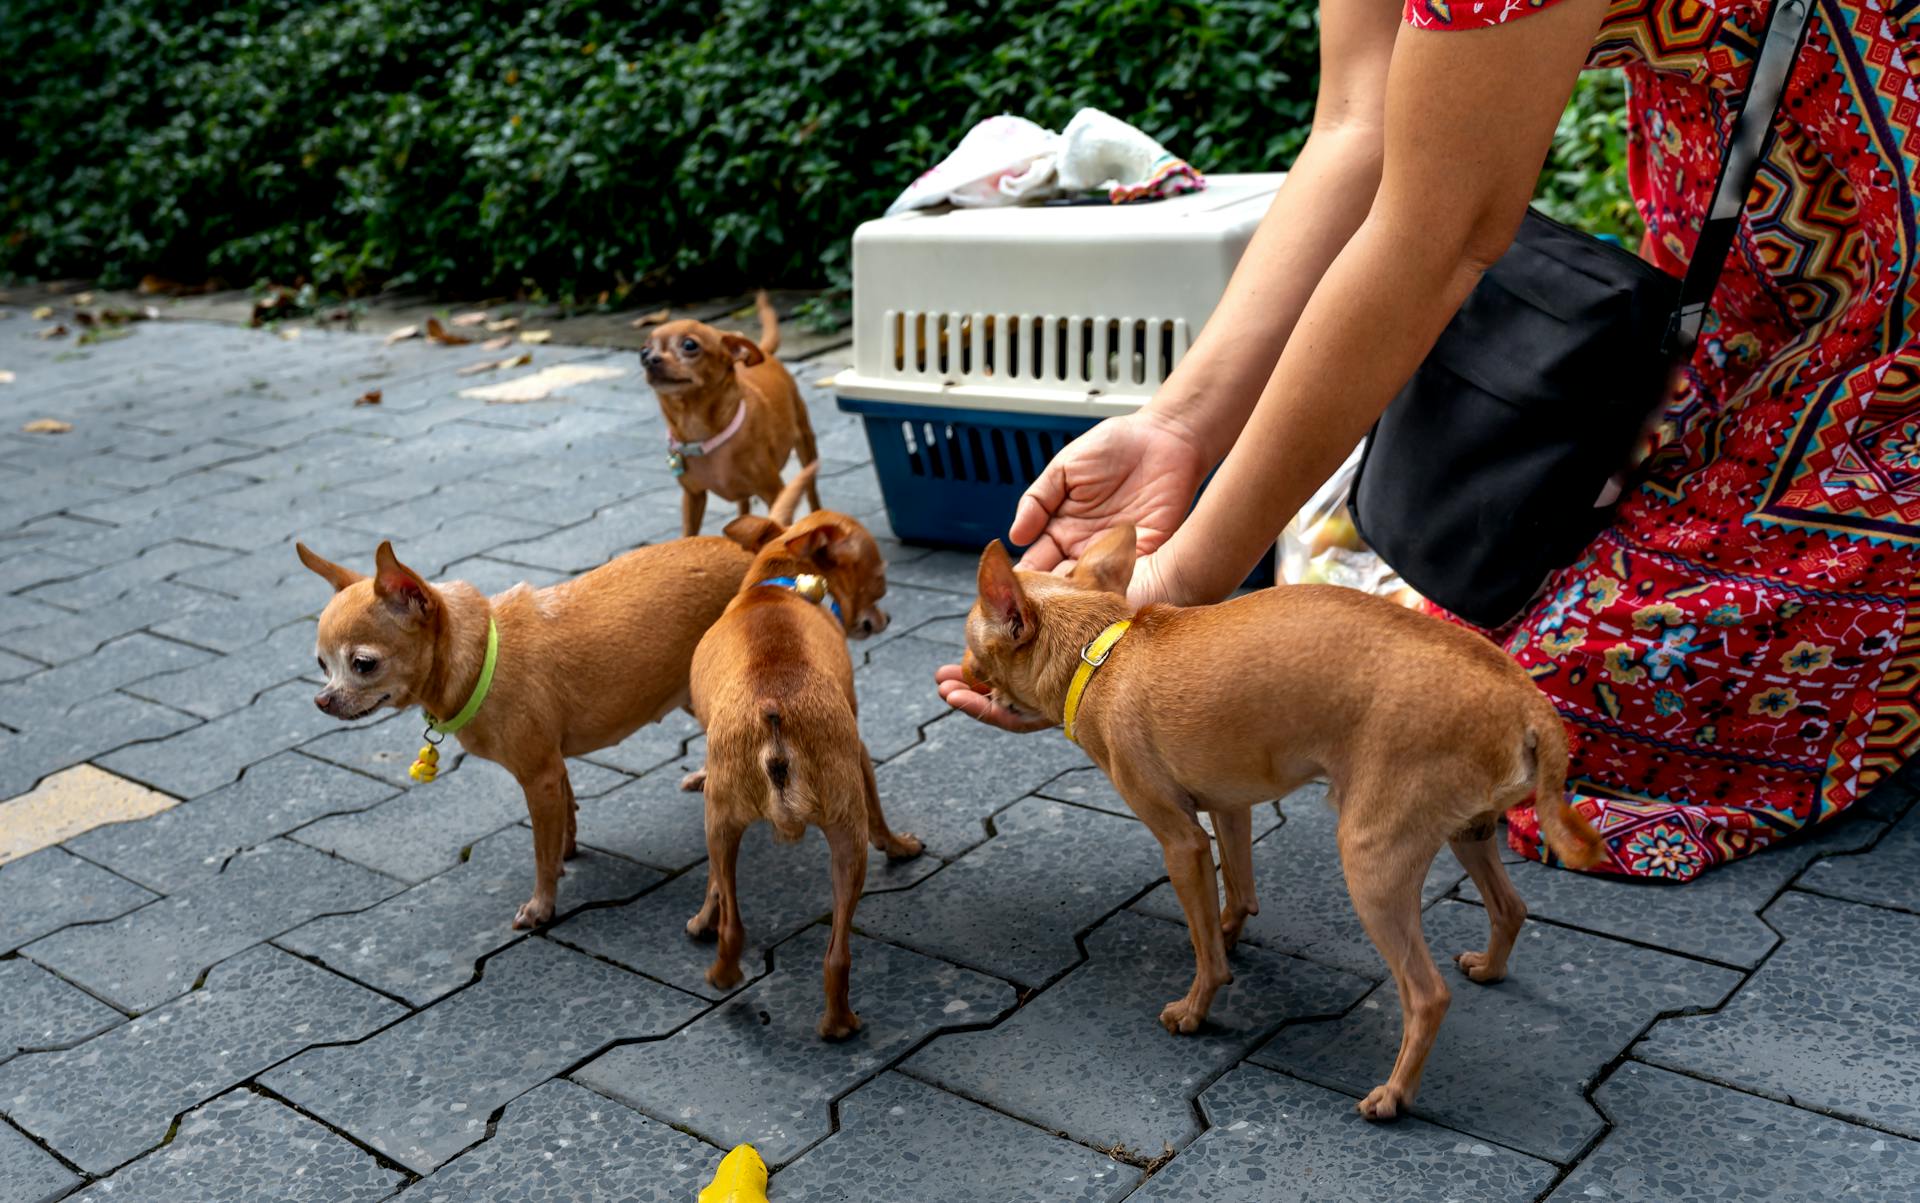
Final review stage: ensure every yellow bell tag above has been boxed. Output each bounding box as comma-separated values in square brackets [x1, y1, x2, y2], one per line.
[793, 573, 827, 603]
[409, 743, 440, 783]
[698, 1145, 768, 1203]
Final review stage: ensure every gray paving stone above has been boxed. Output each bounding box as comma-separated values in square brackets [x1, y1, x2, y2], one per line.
[0, 582, 209, 664]
[773, 1072, 1138, 1202]
[0, 959, 121, 1064]
[0, 1118, 78, 1203]
[859, 796, 1164, 988]
[394, 1079, 716, 1202]
[63, 750, 396, 893]
[1460, 811, 1882, 967]
[23, 540, 236, 610]
[299, 707, 440, 787]
[0, 649, 44, 684]
[907, 910, 1368, 1156]
[0, 847, 157, 953]
[0, 632, 214, 731]
[0, 690, 200, 799]
[292, 755, 627, 883]
[94, 679, 349, 797]
[485, 492, 681, 575]
[1128, 1064, 1558, 1203]
[568, 755, 713, 872]
[0, 943, 402, 1173]
[862, 582, 973, 652]
[0, 550, 92, 595]
[572, 927, 1014, 1165]
[263, 938, 701, 1173]
[1255, 899, 1742, 1162]
[1549, 1062, 1920, 1202]
[551, 821, 937, 999]
[872, 713, 1090, 858]
[145, 579, 322, 654]
[24, 838, 399, 1012]
[886, 548, 979, 596]
[1638, 890, 1920, 1138]
[66, 467, 258, 527]
[71, 1089, 406, 1202]
[853, 635, 954, 761]
[1133, 786, 1461, 980]
[124, 618, 320, 719]
[1799, 801, 1920, 913]
[280, 827, 664, 1004]
[578, 707, 702, 778]
[435, 555, 566, 597]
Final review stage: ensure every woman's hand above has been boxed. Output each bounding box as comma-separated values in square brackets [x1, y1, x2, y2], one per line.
[933, 664, 1056, 733]
[1008, 408, 1211, 573]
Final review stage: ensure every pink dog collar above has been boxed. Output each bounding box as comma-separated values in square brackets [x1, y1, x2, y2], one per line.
[666, 402, 748, 476]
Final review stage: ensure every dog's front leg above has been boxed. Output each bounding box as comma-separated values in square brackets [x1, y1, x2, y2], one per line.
[818, 821, 867, 1040]
[681, 488, 709, 538]
[858, 741, 922, 860]
[1210, 807, 1260, 949]
[513, 757, 571, 929]
[1123, 774, 1233, 1035]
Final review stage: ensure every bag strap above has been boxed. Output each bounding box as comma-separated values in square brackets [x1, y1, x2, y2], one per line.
[1662, 0, 1815, 356]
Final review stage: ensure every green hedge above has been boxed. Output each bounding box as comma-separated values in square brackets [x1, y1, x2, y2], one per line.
[2, 0, 1631, 303]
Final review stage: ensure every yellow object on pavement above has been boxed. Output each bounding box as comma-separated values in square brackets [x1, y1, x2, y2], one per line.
[698, 1144, 769, 1203]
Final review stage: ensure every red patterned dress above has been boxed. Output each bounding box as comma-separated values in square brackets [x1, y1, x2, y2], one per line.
[1408, 0, 1920, 878]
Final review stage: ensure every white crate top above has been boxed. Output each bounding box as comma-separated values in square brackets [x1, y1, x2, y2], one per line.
[837, 172, 1286, 418]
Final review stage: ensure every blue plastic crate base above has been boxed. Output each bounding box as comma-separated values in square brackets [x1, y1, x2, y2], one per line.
[838, 396, 1276, 588]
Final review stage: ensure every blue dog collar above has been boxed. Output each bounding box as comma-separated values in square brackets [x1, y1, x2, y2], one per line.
[756, 574, 842, 622]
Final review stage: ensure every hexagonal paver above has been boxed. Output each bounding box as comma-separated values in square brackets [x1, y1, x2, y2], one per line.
[25, 838, 399, 1012]
[1, 762, 183, 862]
[572, 927, 1014, 1165]
[1637, 890, 1920, 1138]
[95, 680, 355, 798]
[70, 1089, 405, 1202]
[579, 708, 702, 778]
[1128, 1064, 1557, 1202]
[853, 636, 953, 761]
[550, 820, 937, 999]
[262, 938, 702, 1173]
[63, 750, 396, 893]
[872, 715, 1091, 857]
[278, 827, 664, 1004]
[567, 756, 713, 873]
[1550, 1062, 1920, 1201]
[0, 632, 211, 731]
[125, 619, 322, 720]
[291, 756, 626, 883]
[298, 709, 438, 788]
[0, 1118, 78, 1203]
[906, 910, 1369, 1157]
[0, 846, 157, 953]
[857, 795, 1168, 988]
[1461, 810, 1883, 967]
[1798, 803, 1920, 913]
[773, 1072, 1138, 1202]
[1133, 786, 1461, 980]
[0, 959, 121, 1064]
[0, 944, 402, 1173]
[394, 1080, 716, 1202]
[1255, 899, 1742, 1162]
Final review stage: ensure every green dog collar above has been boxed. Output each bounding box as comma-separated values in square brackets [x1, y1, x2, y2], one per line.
[427, 619, 498, 736]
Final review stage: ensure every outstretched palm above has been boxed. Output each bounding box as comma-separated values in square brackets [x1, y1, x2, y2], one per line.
[1010, 411, 1210, 571]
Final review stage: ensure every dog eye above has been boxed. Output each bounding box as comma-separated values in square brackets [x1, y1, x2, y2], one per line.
[350, 655, 378, 675]
[680, 337, 699, 355]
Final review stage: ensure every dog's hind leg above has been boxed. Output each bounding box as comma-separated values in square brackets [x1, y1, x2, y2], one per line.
[1450, 818, 1526, 983]
[512, 755, 572, 930]
[682, 488, 708, 538]
[858, 741, 922, 860]
[818, 820, 867, 1040]
[699, 809, 750, 992]
[1210, 806, 1260, 950]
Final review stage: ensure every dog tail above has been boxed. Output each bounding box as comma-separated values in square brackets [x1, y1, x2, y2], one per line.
[1523, 701, 1604, 870]
[758, 700, 806, 838]
[754, 289, 780, 357]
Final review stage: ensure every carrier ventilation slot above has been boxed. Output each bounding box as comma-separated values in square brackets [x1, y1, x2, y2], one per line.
[885, 310, 1188, 390]
[899, 418, 1060, 485]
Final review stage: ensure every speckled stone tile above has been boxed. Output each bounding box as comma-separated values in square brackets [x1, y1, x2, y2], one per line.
[0, 958, 121, 1064]
[0, 847, 156, 953]
[279, 827, 663, 1004]
[0, 690, 201, 801]
[1549, 1062, 1920, 1202]
[0, 632, 212, 732]
[1133, 786, 1462, 980]
[773, 1072, 1137, 1202]
[1255, 899, 1742, 1162]
[1798, 802, 1920, 913]
[1638, 891, 1920, 1138]
[860, 582, 973, 651]
[550, 821, 937, 999]
[858, 796, 1165, 988]
[63, 750, 396, 893]
[906, 910, 1368, 1156]
[262, 938, 701, 1174]
[568, 756, 713, 873]
[885, 548, 979, 596]
[1462, 810, 1882, 969]
[0, 1118, 78, 1203]
[393, 1080, 716, 1202]
[0, 944, 402, 1173]
[25, 838, 399, 1012]
[872, 713, 1090, 857]
[1035, 765, 1135, 817]
[298, 708, 435, 787]
[94, 680, 351, 798]
[579, 708, 703, 778]
[853, 636, 953, 761]
[71, 1089, 406, 1202]
[291, 756, 626, 883]
[125, 618, 321, 720]
[572, 927, 1014, 1165]
[1128, 1065, 1558, 1202]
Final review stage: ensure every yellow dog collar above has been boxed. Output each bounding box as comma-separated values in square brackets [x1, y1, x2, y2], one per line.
[1063, 620, 1130, 744]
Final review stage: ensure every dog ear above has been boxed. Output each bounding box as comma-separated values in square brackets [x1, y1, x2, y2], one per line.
[976, 540, 1036, 646]
[723, 515, 784, 551]
[769, 461, 818, 526]
[720, 332, 765, 367]
[296, 542, 366, 593]
[1067, 525, 1137, 596]
[372, 542, 438, 625]
[785, 519, 851, 564]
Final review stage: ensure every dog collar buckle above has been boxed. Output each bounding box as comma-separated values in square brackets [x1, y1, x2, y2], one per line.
[1063, 619, 1132, 744]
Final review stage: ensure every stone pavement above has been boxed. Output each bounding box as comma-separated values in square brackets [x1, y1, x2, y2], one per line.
[2, 308, 1919, 1201]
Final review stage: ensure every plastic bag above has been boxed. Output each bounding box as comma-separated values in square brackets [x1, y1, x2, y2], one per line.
[1279, 443, 1424, 607]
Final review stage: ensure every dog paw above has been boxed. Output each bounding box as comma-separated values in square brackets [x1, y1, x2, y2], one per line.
[883, 832, 924, 860]
[1158, 998, 1206, 1035]
[678, 769, 708, 793]
[817, 1011, 863, 1041]
[705, 960, 744, 991]
[512, 898, 555, 930]
[1357, 1084, 1408, 1122]
[1454, 950, 1506, 984]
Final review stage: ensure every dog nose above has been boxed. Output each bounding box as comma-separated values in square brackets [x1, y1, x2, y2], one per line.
[639, 347, 658, 367]
[314, 691, 334, 714]
[861, 608, 890, 637]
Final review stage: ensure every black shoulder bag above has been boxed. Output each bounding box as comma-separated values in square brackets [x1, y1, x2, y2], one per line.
[1347, 0, 1812, 629]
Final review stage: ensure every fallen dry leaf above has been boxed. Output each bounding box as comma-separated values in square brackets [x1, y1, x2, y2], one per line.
[426, 317, 472, 346]
[519, 329, 552, 345]
[812, 373, 840, 388]
[461, 362, 622, 404]
[354, 389, 383, 406]
[485, 317, 520, 333]
[31, 306, 52, 320]
[629, 307, 671, 329]
[137, 275, 218, 296]
[479, 336, 513, 351]
[36, 324, 67, 340]
[277, 327, 301, 341]
[456, 352, 533, 377]
[73, 291, 94, 305]
[22, 418, 72, 434]
[0, 370, 15, 384]
[450, 311, 489, 327]
[384, 324, 419, 345]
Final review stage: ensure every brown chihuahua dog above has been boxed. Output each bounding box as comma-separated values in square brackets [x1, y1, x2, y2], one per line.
[961, 525, 1602, 1121]
[296, 534, 755, 929]
[643, 289, 822, 538]
[684, 461, 923, 1039]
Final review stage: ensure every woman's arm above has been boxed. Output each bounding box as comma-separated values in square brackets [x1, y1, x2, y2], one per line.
[1142, 0, 1608, 606]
